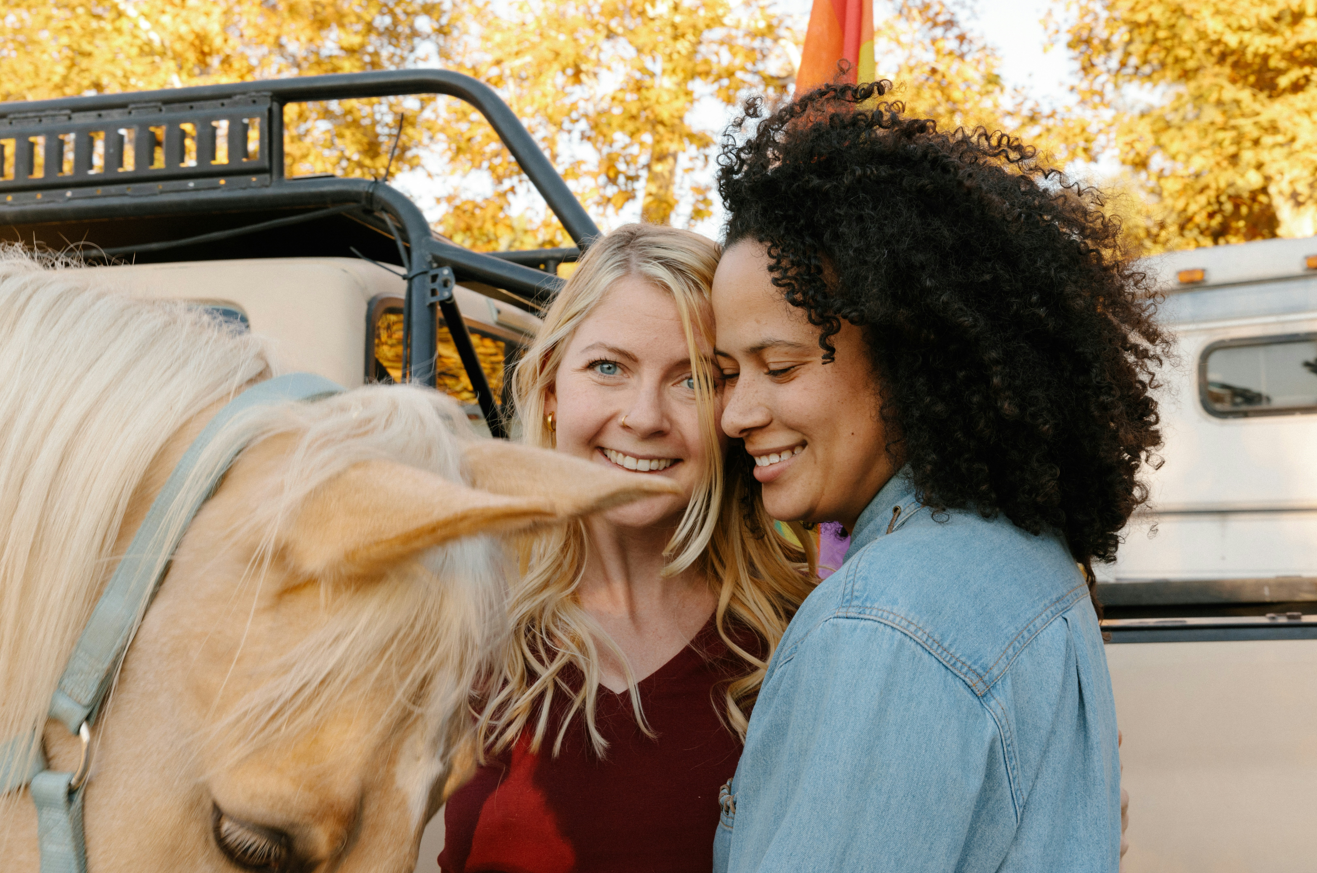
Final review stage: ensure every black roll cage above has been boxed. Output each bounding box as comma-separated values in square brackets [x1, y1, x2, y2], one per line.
[0, 69, 599, 438]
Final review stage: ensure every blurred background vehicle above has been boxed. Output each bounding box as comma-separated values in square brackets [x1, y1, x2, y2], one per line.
[1102, 235, 1317, 873]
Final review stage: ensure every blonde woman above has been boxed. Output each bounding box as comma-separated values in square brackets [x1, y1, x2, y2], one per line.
[439, 224, 815, 873]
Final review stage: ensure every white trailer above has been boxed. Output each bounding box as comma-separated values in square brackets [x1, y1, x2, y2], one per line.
[1101, 235, 1317, 872]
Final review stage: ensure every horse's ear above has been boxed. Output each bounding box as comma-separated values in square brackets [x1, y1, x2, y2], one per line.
[461, 441, 679, 516]
[285, 450, 677, 578]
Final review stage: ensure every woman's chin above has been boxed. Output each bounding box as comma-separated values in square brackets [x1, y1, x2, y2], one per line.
[760, 484, 812, 528]
[599, 494, 689, 532]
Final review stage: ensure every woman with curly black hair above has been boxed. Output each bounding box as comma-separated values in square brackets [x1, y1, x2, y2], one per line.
[709, 81, 1164, 872]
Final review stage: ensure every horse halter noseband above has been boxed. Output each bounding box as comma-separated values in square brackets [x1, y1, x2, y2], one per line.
[0, 373, 342, 873]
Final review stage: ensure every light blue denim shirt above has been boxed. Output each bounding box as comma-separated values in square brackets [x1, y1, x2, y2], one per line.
[713, 468, 1121, 872]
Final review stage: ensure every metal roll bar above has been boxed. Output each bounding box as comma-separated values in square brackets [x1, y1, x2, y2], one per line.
[0, 69, 600, 437]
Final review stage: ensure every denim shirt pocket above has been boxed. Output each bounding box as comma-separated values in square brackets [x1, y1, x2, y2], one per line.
[718, 777, 737, 831]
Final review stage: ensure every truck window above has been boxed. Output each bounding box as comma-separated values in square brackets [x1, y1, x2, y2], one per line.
[1201, 334, 1317, 417]
[369, 305, 515, 405]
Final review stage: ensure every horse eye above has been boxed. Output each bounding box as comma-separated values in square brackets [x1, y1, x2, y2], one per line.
[212, 804, 294, 871]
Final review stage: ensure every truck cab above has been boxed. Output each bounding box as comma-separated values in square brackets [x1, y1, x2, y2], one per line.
[84, 256, 541, 434]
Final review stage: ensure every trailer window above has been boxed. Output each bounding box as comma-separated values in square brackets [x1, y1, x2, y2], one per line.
[1200, 334, 1317, 417]
[369, 305, 513, 405]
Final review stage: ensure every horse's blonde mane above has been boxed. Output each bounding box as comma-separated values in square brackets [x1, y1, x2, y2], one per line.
[0, 250, 274, 786]
[0, 251, 503, 823]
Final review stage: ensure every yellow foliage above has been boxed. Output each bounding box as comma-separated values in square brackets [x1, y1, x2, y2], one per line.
[0, 0, 454, 182]
[373, 310, 508, 403]
[874, 0, 1019, 133]
[1058, 0, 1317, 251]
[429, 0, 796, 248]
[867, 2, 1068, 177]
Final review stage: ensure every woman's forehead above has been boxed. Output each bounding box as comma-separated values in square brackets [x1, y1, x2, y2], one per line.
[712, 257, 817, 352]
[568, 277, 713, 359]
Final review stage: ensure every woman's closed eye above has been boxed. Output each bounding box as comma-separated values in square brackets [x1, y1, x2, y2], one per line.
[766, 364, 799, 378]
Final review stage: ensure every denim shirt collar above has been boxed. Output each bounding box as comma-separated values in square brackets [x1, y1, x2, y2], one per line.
[844, 464, 919, 561]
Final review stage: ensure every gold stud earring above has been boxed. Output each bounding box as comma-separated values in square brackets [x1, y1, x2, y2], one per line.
[545, 411, 556, 433]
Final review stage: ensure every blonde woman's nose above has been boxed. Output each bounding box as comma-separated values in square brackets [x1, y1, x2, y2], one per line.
[618, 389, 666, 435]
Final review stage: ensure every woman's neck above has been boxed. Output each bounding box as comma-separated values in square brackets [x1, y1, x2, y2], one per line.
[577, 515, 716, 692]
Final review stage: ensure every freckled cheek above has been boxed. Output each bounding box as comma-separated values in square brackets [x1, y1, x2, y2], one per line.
[672, 408, 714, 468]
[763, 380, 814, 433]
[551, 374, 613, 456]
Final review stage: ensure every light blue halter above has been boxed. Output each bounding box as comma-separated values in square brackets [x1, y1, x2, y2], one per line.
[0, 373, 342, 873]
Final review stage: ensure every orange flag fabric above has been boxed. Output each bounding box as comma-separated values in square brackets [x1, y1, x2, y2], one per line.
[795, 0, 875, 96]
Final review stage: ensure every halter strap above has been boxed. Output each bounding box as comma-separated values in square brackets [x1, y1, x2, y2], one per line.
[49, 373, 343, 733]
[1, 373, 342, 873]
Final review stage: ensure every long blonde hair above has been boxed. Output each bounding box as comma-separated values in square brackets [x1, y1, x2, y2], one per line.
[478, 224, 817, 756]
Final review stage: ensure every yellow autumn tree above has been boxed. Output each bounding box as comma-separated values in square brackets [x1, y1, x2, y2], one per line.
[872, 0, 1021, 134]
[428, 0, 796, 249]
[1058, 0, 1317, 251]
[857, 2, 1072, 174]
[0, 0, 452, 181]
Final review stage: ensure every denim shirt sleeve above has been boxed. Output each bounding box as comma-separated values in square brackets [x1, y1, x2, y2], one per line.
[721, 615, 1014, 873]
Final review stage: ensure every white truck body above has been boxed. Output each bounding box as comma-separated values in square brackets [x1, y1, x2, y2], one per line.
[87, 256, 540, 436]
[1102, 235, 1317, 872]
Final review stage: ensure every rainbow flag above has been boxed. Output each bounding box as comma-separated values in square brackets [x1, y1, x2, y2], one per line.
[795, 0, 875, 96]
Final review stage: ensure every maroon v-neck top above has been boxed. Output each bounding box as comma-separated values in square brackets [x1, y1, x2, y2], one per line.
[440, 618, 757, 873]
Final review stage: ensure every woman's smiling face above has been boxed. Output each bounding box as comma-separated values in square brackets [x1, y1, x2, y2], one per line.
[713, 240, 898, 530]
[545, 275, 722, 530]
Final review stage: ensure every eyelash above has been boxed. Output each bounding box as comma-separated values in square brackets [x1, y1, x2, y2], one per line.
[590, 360, 698, 390]
[766, 365, 797, 378]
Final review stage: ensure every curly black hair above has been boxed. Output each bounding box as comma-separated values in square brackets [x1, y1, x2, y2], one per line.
[717, 82, 1169, 605]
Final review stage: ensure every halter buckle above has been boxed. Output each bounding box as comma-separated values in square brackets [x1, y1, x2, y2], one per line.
[69, 722, 92, 791]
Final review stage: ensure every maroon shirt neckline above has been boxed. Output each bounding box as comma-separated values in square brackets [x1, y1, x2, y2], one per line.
[439, 613, 761, 873]
[594, 611, 725, 699]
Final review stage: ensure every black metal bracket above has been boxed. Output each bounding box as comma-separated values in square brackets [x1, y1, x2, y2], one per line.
[407, 262, 504, 438]
[421, 259, 503, 437]
[424, 265, 456, 303]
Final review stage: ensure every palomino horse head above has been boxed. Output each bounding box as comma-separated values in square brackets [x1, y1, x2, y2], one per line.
[0, 252, 676, 872]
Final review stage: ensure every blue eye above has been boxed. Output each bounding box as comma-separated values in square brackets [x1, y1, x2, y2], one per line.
[591, 360, 620, 376]
[684, 376, 697, 390]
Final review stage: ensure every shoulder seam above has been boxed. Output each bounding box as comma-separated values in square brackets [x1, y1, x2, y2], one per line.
[823, 580, 1087, 696]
